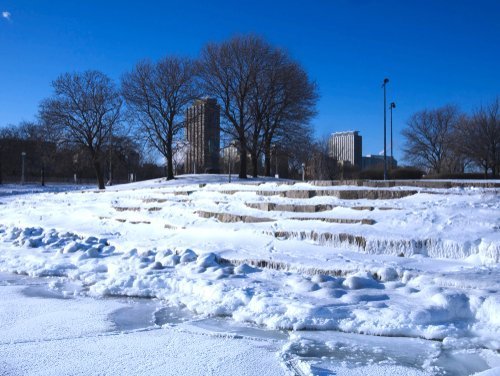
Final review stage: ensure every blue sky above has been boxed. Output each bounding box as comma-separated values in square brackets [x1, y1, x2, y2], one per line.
[1, 0, 499, 160]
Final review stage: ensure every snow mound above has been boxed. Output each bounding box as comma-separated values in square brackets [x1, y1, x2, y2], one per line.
[1, 225, 499, 350]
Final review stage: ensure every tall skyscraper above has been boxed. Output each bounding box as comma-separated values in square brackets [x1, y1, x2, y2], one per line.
[328, 131, 362, 168]
[185, 98, 220, 174]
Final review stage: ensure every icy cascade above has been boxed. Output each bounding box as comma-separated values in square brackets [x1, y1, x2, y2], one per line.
[1, 225, 499, 351]
[267, 230, 500, 264]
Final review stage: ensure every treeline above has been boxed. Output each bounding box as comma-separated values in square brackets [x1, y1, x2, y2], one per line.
[0, 121, 163, 185]
[402, 99, 499, 177]
[0, 35, 318, 189]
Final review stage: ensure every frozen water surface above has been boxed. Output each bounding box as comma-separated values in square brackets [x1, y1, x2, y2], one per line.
[1, 271, 499, 375]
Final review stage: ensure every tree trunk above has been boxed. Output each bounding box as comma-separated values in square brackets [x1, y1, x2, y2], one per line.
[251, 153, 259, 178]
[166, 153, 175, 180]
[237, 135, 247, 179]
[93, 160, 105, 190]
[238, 150, 247, 178]
[166, 132, 175, 180]
[41, 163, 45, 187]
[264, 144, 271, 177]
[264, 140, 272, 176]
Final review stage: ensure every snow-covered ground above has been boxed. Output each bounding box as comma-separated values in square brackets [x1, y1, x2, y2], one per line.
[0, 272, 287, 376]
[0, 176, 499, 375]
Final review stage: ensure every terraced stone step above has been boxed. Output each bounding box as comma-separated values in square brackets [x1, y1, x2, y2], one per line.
[256, 189, 418, 200]
[113, 206, 162, 212]
[267, 230, 367, 249]
[263, 230, 499, 262]
[142, 198, 168, 203]
[217, 256, 354, 277]
[173, 191, 195, 196]
[99, 216, 151, 225]
[171, 189, 245, 196]
[287, 217, 376, 225]
[113, 206, 141, 212]
[195, 210, 373, 225]
[245, 202, 396, 212]
[310, 180, 500, 189]
[196, 211, 274, 223]
[246, 202, 333, 212]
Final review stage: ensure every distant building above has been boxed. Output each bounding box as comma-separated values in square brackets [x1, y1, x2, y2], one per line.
[362, 154, 398, 170]
[221, 141, 239, 174]
[328, 131, 362, 169]
[185, 98, 220, 174]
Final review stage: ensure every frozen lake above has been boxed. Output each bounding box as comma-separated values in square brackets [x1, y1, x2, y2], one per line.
[1, 271, 496, 376]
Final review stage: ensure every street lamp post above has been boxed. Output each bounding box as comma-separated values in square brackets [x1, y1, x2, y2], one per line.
[382, 78, 389, 180]
[108, 133, 113, 186]
[390, 102, 396, 170]
[272, 144, 278, 178]
[223, 141, 236, 183]
[21, 152, 26, 185]
[228, 148, 232, 183]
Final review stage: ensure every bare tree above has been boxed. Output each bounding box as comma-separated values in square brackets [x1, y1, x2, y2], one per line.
[17, 121, 48, 186]
[306, 137, 339, 180]
[454, 98, 500, 176]
[198, 35, 318, 179]
[0, 125, 22, 184]
[198, 35, 268, 179]
[259, 60, 318, 177]
[402, 105, 463, 174]
[39, 71, 122, 189]
[244, 42, 278, 177]
[122, 57, 198, 180]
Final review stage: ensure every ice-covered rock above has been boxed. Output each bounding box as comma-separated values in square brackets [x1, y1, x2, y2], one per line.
[150, 261, 163, 270]
[234, 263, 260, 274]
[343, 271, 382, 290]
[63, 241, 80, 254]
[154, 249, 173, 263]
[162, 254, 180, 266]
[376, 267, 399, 282]
[84, 236, 98, 244]
[196, 253, 219, 268]
[179, 249, 197, 263]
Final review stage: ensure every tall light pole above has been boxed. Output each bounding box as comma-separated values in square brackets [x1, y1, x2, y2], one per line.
[21, 152, 26, 185]
[272, 144, 278, 178]
[390, 102, 396, 170]
[382, 78, 389, 180]
[108, 134, 113, 186]
[228, 145, 232, 183]
[223, 141, 236, 183]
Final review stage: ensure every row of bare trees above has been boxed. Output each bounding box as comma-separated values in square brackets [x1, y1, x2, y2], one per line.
[22, 35, 317, 188]
[402, 99, 500, 176]
[39, 71, 122, 189]
[197, 36, 317, 178]
[0, 120, 147, 186]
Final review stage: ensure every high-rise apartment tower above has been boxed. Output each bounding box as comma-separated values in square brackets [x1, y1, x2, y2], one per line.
[185, 98, 220, 174]
[328, 131, 362, 168]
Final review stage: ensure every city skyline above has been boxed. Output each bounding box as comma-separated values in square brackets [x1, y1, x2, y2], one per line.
[1, 0, 499, 161]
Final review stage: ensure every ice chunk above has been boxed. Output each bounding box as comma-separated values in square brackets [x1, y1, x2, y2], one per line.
[180, 249, 197, 263]
[343, 271, 382, 290]
[234, 263, 260, 274]
[377, 267, 399, 282]
[196, 253, 219, 268]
